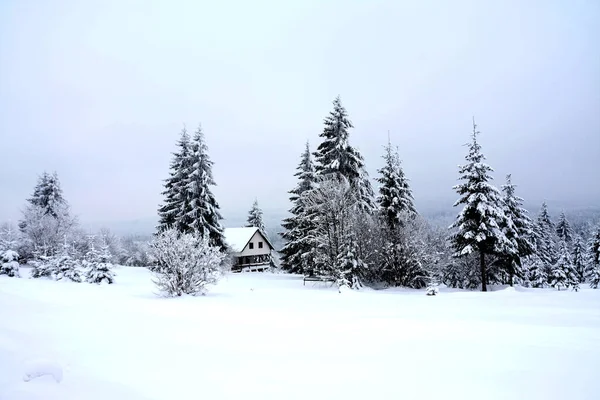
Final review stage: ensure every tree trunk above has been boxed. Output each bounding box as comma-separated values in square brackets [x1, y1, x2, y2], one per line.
[509, 268, 514, 287]
[480, 251, 487, 292]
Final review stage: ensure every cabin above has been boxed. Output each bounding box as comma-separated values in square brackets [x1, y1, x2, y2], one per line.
[224, 227, 274, 272]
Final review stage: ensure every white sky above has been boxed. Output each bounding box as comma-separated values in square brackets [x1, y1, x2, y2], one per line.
[1, 0, 598, 229]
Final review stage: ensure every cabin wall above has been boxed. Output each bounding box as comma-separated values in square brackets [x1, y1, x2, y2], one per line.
[238, 231, 272, 257]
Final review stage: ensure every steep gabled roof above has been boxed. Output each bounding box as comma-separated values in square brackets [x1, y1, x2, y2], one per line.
[224, 227, 274, 253]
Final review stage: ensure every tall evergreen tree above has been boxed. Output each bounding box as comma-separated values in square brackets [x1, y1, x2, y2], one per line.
[571, 235, 586, 283]
[180, 124, 226, 250]
[313, 96, 374, 211]
[534, 202, 557, 267]
[246, 199, 266, 233]
[555, 211, 574, 243]
[449, 119, 514, 292]
[550, 240, 578, 290]
[587, 228, 600, 288]
[280, 142, 317, 273]
[27, 171, 67, 218]
[498, 174, 534, 285]
[376, 136, 417, 231]
[157, 127, 191, 233]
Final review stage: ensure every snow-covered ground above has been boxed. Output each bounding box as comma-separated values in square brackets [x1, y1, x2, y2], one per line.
[1, 267, 599, 400]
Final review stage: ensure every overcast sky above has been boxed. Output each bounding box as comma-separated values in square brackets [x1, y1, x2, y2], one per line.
[1, 0, 599, 230]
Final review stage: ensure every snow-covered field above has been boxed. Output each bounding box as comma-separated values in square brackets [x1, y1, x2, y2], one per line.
[1, 267, 599, 400]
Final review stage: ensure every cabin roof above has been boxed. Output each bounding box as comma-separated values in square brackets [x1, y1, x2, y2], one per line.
[224, 227, 274, 252]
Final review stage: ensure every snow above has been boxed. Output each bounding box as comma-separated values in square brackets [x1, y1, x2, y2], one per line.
[223, 227, 258, 252]
[1, 266, 599, 400]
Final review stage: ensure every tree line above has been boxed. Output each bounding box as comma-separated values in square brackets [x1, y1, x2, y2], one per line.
[2, 96, 599, 294]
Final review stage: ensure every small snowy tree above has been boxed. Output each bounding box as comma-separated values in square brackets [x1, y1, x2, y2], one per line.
[535, 202, 557, 268]
[524, 255, 548, 288]
[586, 229, 600, 288]
[246, 199, 266, 233]
[151, 229, 228, 296]
[30, 252, 54, 279]
[550, 241, 578, 291]
[449, 119, 514, 291]
[53, 245, 82, 283]
[86, 241, 115, 284]
[1, 250, 20, 277]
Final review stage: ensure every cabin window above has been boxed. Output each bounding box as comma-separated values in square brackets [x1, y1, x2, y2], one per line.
[259, 241, 263, 249]
[249, 242, 254, 250]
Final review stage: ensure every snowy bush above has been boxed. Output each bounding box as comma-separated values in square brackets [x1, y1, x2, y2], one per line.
[85, 243, 115, 284]
[30, 253, 54, 278]
[425, 284, 439, 296]
[53, 251, 82, 282]
[151, 229, 228, 296]
[1, 250, 20, 277]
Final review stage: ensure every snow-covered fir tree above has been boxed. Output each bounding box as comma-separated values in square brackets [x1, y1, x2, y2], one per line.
[157, 127, 191, 233]
[335, 233, 366, 290]
[86, 241, 115, 284]
[151, 229, 228, 296]
[53, 243, 82, 282]
[498, 174, 534, 286]
[587, 228, 600, 288]
[0, 222, 19, 253]
[313, 96, 374, 212]
[376, 137, 417, 231]
[1, 250, 20, 277]
[523, 254, 547, 288]
[179, 125, 227, 250]
[280, 142, 317, 274]
[449, 119, 514, 292]
[571, 235, 586, 283]
[246, 199, 266, 233]
[550, 240, 578, 291]
[555, 211, 574, 244]
[30, 252, 54, 279]
[535, 202, 557, 267]
[26, 172, 67, 218]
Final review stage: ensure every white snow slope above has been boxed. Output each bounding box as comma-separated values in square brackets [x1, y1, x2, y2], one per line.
[1, 267, 599, 400]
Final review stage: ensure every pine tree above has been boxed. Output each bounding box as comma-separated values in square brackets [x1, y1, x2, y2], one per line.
[449, 119, 514, 292]
[157, 127, 191, 233]
[534, 202, 557, 268]
[179, 124, 227, 250]
[335, 233, 366, 290]
[550, 241, 578, 290]
[280, 142, 317, 273]
[27, 172, 67, 218]
[571, 235, 586, 283]
[555, 211, 574, 244]
[376, 136, 417, 231]
[86, 241, 115, 284]
[53, 243, 82, 282]
[313, 96, 374, 211]
[587, 228, 600, 288]
[246, 199, 266, 233]
[524, 254, 547, 288]
[0, 250, 20, 277]
[498, 174, 535, 286]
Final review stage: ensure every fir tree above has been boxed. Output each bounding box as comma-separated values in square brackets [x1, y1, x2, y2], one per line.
[53, 243, 82, 282]
[550, 240, 578, 290]
[335, 233, 366, 290]
[0, 250, 20, 277]
[246, 199, 266, 233]
[571, 235, 586, 283]
[179, 124, 227, 250]
[555, 211, 574, 244]
[498, 174, 534, 286]
[449, 119, 514, 292]
[27, 171, 67, 218]
[524, 255, 547, 288]
[157, 127, 191, 233]
[313, 96, 374, 211]
[280, 142, 317, 273]
[86, 241, 115, 284]
[587, 228, 600, 288]
[376, 136, 417, 231]
[534, 202, 557, 268]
